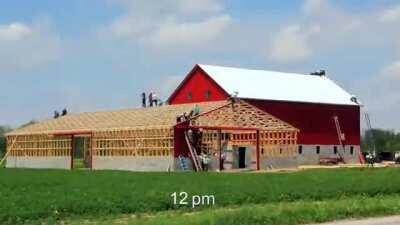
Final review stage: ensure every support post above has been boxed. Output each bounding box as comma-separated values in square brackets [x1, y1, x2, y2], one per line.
[90, 132, 94, 170]
[218, 129, 222, 171]
[256, 130, 260, 171]
[70, 134, 74, 170]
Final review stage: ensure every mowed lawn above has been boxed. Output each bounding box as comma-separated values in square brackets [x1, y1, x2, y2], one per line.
[0, 167, 399, 224]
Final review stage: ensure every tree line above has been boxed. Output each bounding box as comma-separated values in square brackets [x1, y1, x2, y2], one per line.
[362, 129, 400, 153]
[0, 126, 12, 157]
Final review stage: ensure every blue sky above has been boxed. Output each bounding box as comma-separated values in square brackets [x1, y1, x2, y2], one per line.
[1, 0, 400, 131]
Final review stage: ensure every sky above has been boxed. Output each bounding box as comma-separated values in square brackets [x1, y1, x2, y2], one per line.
[0, 0, 400, 131]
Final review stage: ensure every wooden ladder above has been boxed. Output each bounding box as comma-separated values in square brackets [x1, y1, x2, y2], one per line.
[333, 116, 345, 162]
[184, 132, 202, 172]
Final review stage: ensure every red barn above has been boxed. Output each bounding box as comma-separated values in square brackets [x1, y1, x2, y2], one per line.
[168, 64, 362, 164]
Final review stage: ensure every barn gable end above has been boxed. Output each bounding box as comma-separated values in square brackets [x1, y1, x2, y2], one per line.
[168, 65, 229, 104]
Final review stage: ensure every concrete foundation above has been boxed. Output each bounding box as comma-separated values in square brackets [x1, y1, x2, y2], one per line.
[6, 156, 70, 169]
[5, 145, 361, 172]
[92, 156, 174, 171]
[261, 156, 298, 169]
[297, 145, 361, 165]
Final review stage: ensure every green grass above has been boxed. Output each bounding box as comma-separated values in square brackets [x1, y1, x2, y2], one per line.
[0, 167, 400, 224]
[72, 158, 85, 169]
[62, 194, 400, 225]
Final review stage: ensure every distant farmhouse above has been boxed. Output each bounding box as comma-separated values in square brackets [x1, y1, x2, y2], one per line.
[3, 64, 363, 171]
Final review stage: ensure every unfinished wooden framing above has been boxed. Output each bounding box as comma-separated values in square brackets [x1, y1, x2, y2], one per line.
[6, 134, 71, 157]
[188, 100, 299, 160]
[198, 130, 297, 158]
[92, 128, 173, 157]
[190, 100, 295, 131]
[6, 128, 174, 159]
[4, 99, 299, 170]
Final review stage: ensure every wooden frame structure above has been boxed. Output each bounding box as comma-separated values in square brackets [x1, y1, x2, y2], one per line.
[6, 135, 71, 157]
[92, 128, 173, 157]
[179, 100, 298, 170]
[4, 100, 299, 171]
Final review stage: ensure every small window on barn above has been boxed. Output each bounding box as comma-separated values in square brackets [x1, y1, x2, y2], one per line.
[298, 145, 303, 154]
[350, 146, 354, 155]
[334, 146, 338, 154]
[316, 146, 320, 154]
[261, 148, 264, 155]
[205, 90, 212, 100]
[187, 92, 193, 100]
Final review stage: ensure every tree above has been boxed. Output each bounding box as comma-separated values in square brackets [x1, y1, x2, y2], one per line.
[362, 129, 400, 153]
[0, 126, 12, 158]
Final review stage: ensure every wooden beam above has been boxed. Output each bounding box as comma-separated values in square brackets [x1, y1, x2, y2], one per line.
[0, 136, 18, 166]
[218, 129, 222, 171]
[70, 134, 74, 170]
[256, 130, 260, 170]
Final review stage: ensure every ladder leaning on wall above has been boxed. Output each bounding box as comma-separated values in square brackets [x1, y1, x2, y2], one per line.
[184, 131, 202, 172]
[333, 116, 345, 162]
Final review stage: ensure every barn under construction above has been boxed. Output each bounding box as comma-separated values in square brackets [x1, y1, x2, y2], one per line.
[4, 63, 364, 171]
[4, 99, 298, 171]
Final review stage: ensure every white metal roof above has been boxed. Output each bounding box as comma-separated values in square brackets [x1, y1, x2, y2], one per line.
[198, 64, 358, 106]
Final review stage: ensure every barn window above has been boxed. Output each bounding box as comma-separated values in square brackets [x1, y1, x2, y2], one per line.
[350, 146, 354, 155]
[298, 145, 303, 154]
[316, 146, 320, 154]
[187, 92, 193, 100]
[205, 90, 212, 99]
[261, 148, 264, 155]
[334, 146, 338, 154]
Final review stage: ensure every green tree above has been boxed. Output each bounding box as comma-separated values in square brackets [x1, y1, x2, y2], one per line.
[0, 126, 12, 158]
[362, 129, 400, 153]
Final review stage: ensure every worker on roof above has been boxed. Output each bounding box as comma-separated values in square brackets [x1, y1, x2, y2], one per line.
[149, 92, 153, 107]
[153, 92, 158, 106]
[141, 92, 146, 107]
[193, 105, 201, 115]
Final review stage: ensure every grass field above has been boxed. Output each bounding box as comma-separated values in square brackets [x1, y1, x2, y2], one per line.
[63, 194, 400, 225]
[0, 167, 399, 224]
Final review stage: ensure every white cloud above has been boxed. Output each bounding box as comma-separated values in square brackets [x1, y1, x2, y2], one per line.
[266, 0, 400, 63]
[302, 0, 327, 15]
[100, 0, 230, 49]
[382, 61, 400, 78]
[0, 23, 32, 41]
[0, 19, 62, 73]
[147, 15, 231, 48]
[380, 5, 400, 23]
[267, 24, 319, 63]
[353, 72, 400, 131]
[177, 0, 222, 14]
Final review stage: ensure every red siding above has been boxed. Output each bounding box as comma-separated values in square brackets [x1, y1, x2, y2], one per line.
[246, 99, 361, 145]
[169, 67, 229, 104]
[174, 127, 189, 157]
